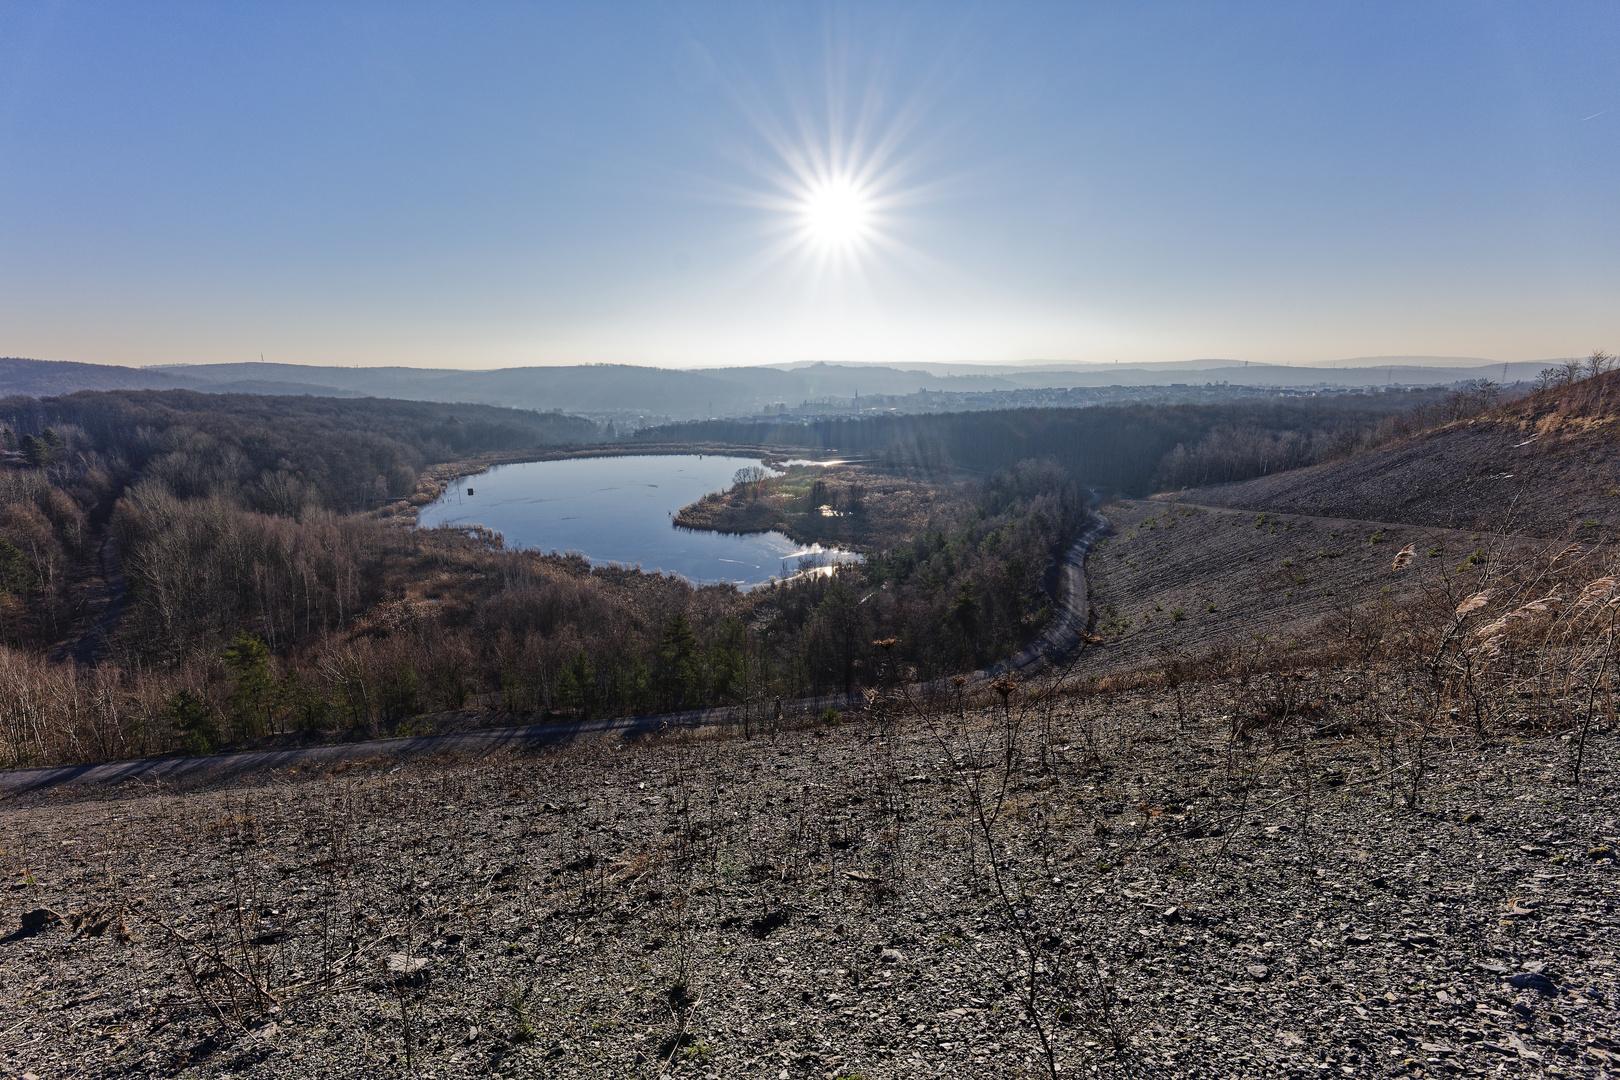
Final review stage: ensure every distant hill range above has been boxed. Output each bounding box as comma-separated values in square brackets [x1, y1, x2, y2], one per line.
[0, 355, 1565, 421]
[1185, 369, 1620, 539]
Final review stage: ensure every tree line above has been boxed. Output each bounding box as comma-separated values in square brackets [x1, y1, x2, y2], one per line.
[1533, 349, 1613, 394]
[633, 390, 1455, 495]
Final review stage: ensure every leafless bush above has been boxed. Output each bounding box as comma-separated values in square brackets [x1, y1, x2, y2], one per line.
[883, 639, 1146, 1079]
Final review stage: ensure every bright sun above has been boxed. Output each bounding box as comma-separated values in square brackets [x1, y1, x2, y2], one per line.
[800, 177, 872, 251]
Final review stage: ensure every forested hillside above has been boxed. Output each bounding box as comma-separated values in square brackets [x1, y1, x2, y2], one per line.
[0, 377, 1529, 768]
[0, 391, 605, 651]
[0, 390, 1086, 768]
[636, 389, 1457, 494]
[2, 355, 1524, 419]
[1, 390, 605, 513]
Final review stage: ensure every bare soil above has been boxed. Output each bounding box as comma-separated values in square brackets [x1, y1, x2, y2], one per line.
[1080, 501, 1548, 677]
[1181, 409, 1620, 541]
[2, 686, 1616, 1079]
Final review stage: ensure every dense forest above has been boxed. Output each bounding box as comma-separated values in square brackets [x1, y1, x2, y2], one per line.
[0, 390, 1085, 767]
[0, 390, 605, 513]
[0, 391, 603, 648]
[635, 388, 1470, 493]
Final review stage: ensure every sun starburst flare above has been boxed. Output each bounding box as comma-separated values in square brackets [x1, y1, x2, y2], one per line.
[691, 58, 978, 329]
[798, 175, 875, 254]
[724, 89, 930, 286]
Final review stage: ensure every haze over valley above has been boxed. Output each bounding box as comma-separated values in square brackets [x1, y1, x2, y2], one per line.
[0, 354, 1569, 427]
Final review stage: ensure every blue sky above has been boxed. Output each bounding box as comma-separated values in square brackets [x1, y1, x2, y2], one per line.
[1, 2, 1615, 369]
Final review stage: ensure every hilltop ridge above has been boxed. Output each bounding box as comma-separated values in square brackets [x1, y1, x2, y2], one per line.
[0, 354, 1562, 425]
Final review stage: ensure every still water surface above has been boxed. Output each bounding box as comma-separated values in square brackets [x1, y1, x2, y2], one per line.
[416, 455, 858, 589]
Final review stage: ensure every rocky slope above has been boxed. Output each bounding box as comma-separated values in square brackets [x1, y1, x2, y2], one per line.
[1082, 500, 1549, 677]
[1, 684, 1615, 1079]
[1184, 372, 1620, 539]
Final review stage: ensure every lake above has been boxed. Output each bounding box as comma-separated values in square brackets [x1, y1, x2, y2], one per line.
[415, 454, 860, 589]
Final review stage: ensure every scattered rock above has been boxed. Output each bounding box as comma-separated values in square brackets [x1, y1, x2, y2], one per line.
[1508, 971, 1559, 995]
[20, 908, 60, 930]
[749, 909, 789, 939]
[383, 954, 430, 986]
[656, 1031, 696, 1058]
[3, 680, 1616, 1078]
[666, 981, 696, 1012]
[1502, 1031, 1542, 1061]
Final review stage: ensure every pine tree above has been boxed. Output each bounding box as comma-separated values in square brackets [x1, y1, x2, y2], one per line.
[658, 614, 701, 710]
[223, 633, 277, 740]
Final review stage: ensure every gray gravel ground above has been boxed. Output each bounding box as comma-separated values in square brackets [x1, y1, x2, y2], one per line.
[1, 678, 1615, 1079]
[1083, 500, 1548, 678]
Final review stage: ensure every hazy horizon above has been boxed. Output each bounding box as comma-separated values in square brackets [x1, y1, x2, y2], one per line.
[3, 3, 1616, 371]
[128, 354, 1535, 374]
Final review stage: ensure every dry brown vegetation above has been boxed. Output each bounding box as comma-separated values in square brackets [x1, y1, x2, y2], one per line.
[2, 536, 1618, 1078]
[1082, 500, 1548, 677]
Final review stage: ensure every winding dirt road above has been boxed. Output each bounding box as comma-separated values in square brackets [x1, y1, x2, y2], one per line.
[0, 509, 1109, 797]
